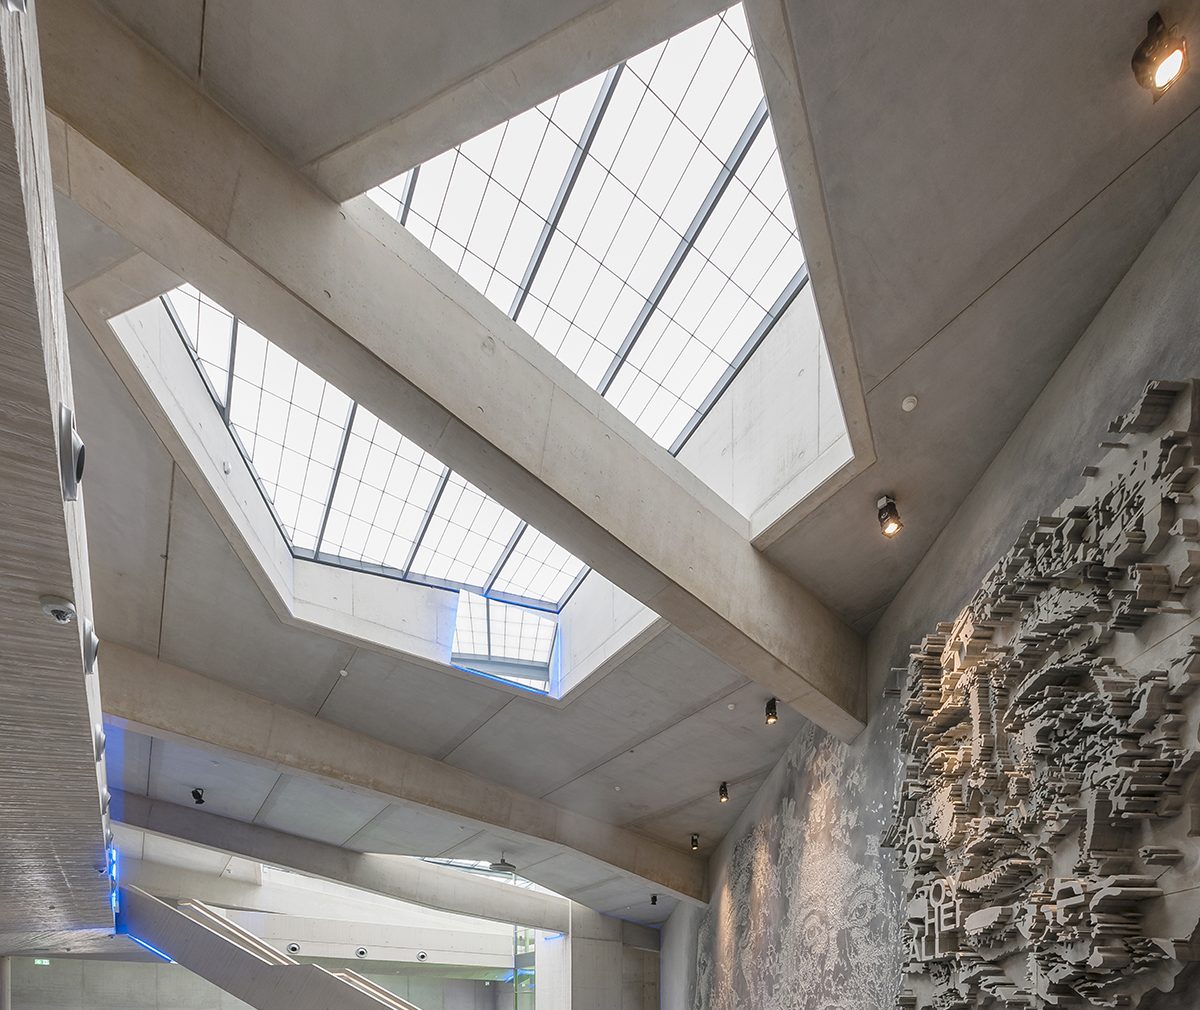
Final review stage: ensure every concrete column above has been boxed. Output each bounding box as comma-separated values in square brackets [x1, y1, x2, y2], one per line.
[1, 956, 12, 1010]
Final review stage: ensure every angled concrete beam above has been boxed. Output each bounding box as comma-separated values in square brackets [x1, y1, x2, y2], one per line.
[101, 644, 706, 904]
[39, 0, 866, 738]
[301, 0, 731, 200]
[114, 791, 570, 933]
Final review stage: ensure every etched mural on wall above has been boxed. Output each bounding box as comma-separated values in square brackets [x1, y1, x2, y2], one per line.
[692, 715, 904, 1010]
[887, 379, 1200, 1008]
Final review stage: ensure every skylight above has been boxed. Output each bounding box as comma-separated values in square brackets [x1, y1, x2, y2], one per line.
[163, 284, 585, 613]
[156, 2, 807, 677]
[369, 3, 806, 453]
[452, 592, 558, 692]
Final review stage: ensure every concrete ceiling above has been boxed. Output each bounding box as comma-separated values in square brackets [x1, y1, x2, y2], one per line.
[758, 0, 1200, 629]
[97, 0, 665, 167]
[61, 205, 793, 910]
[50, 0, 1200, 932]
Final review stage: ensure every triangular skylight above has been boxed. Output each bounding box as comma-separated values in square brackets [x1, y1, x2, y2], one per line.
[369, 3, 804, 452]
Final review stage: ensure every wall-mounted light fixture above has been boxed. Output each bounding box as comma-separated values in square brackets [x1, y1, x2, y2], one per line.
[1133, 13, 1188, 99]
[765, 698, 778, 725]
[877, 495, 903, 538]
[718, 781, 729, 803]
[191, 787, 205, 805]
[58, 403, 86, 502]
[691, 833, 700, 851]
[650, 894, 658, 906]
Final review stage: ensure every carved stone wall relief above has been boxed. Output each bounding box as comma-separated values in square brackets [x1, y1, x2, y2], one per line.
[887, 379, 1200, 1008]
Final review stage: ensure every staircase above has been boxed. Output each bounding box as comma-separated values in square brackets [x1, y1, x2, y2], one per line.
[118, 885, 421, 1010]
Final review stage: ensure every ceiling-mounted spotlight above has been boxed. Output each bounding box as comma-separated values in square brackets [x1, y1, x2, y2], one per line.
[718, 781, 729, 803]
[877, 495, 903, 539]
[1133, 12, 1188, 99]
[650, 894, 658, 906]
[765, 698, 778, 726]
[191, 787, 205, 805]
[691, 833, 700, 851]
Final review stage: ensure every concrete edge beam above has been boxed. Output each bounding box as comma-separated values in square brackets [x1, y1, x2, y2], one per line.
[101, 643, 708, 904]
[39, 0, 867, 738]
[301, 0, 733, 201]
[113, 792, 572, 934]
[742, 0, 878, 549]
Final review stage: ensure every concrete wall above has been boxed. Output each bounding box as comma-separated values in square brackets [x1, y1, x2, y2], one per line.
[8, 957, 502, 1010]
[661, 164, 1200, 1008]
[676, 282, 849, 529]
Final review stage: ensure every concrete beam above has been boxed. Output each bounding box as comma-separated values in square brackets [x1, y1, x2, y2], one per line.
[101, 644, 706, 903]
[114, 792, 570, 934]
[39, 0, 866, 738]
[300, 0, 731, 200]
[741, 0, 876, 548]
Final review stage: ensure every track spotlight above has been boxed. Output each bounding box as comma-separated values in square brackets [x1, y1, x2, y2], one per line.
[719, 781, 729, 803]
[1133, 13, 1188, 99]
[651, 894, 658, 906]
[877, 495, 903, 538]
[765, 698, 778, 725]
[691, 833, 700, 851]
[191, 787, 205, 805]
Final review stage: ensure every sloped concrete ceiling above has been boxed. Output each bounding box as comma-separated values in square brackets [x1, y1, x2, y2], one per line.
[756, 0, 1200, 629]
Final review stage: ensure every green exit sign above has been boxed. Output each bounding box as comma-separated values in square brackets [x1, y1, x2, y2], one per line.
[33, 959, 50, 966]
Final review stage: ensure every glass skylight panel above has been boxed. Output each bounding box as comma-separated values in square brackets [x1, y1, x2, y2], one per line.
[452, 592, 558, 665]
[490, 526, 585, 604]
[407, 472, 523, 588]
[451, 590, 490, 656]
[226, 321, 352, 551]
[159, 285, 589, 616]
[367, 4, 802, 458]
[165, 284, 234, 406]
[489, 599, 558, 664]
[371, 75, 605, 317]
[316, 406, 445, 570]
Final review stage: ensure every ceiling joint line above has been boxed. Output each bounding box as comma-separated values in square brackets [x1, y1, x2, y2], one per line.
[312, 400, 357, 556]
[508, 62, 625, 322]
[597, 96, 770, 398]
[401, 465, 452, 577]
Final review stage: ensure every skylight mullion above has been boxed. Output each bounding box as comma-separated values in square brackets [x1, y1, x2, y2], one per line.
[597, 97, 769, 397]
[669, 263, 809, 456]
[400, 165, 420, 227]
[222, 317, 238, 422]
[401, 465, 452, 576]
[483, 520, 528, 595]
[312, 400, 357, 556]
[509, 63, 624, 323]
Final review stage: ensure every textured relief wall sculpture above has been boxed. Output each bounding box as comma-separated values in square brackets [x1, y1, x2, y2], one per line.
[692, 715, 904, 1010]
[887, 379, 1200, 1009]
